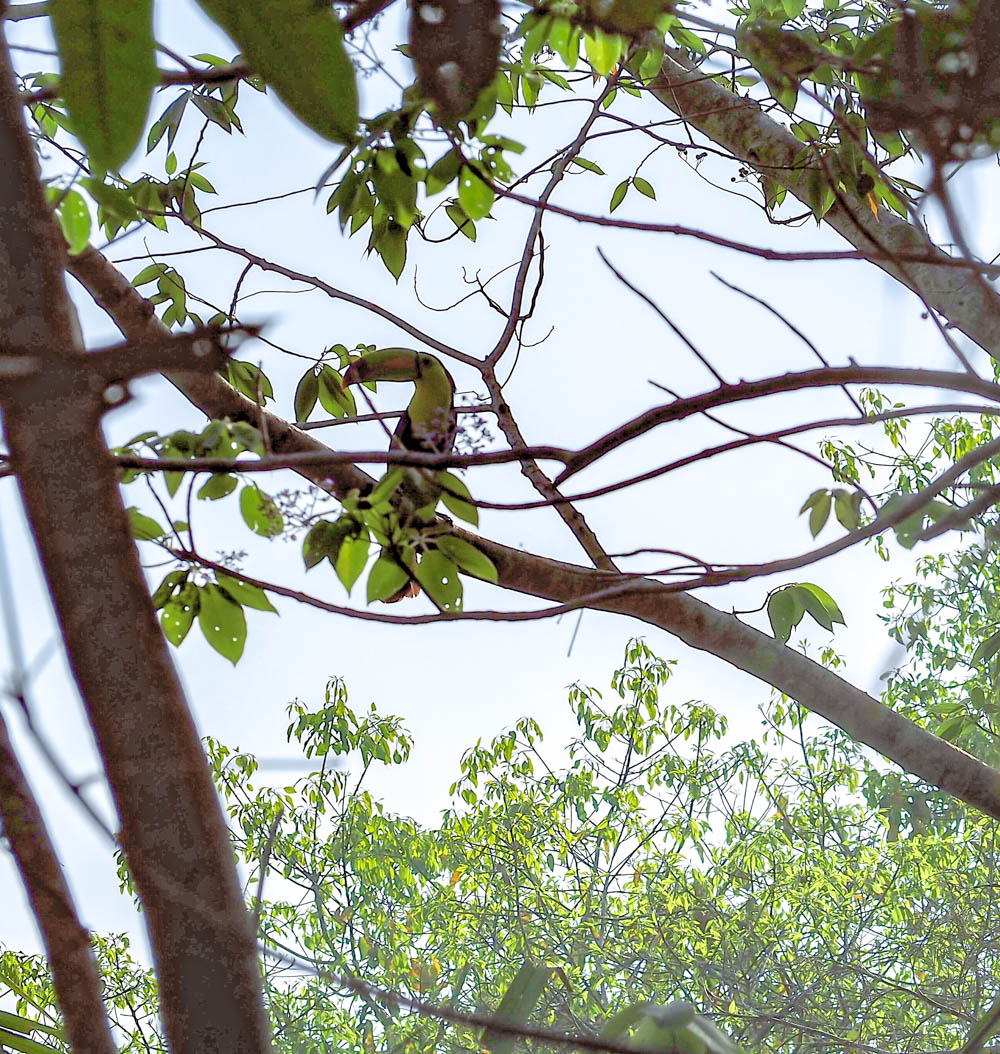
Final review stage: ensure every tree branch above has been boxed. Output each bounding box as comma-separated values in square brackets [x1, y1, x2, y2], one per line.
[0, 707, 116, 1053]
[641, 49, 1000, 360]
[67, 246, 1000, 822]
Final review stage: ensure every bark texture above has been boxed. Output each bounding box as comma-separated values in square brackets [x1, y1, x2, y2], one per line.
[0, 25, 271, 1054]
[0, 710, 116, 1053]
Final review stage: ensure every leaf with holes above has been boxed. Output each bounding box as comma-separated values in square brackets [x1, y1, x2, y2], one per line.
[303, 517, 354, 570]
[197, 583, 247, 664]
[161, 582, 200, 645]
[436, 536, 497, 583]
[151, 570, 188, 610]
[416, 550, 463, 612]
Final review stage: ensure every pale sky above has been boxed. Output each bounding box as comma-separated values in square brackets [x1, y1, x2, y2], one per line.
[0, 0, 991, 966]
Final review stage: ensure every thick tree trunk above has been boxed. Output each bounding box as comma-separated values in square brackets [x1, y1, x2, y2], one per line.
[0, 19, 270, 1054]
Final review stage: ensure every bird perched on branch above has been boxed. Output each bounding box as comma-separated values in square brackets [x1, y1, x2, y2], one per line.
[342, 347, 457, 600]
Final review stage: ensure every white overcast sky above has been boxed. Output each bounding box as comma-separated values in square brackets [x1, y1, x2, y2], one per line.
[0, 0, 994, 966]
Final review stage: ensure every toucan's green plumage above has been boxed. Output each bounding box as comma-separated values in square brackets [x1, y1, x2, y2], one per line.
[343, 348, 457, 600]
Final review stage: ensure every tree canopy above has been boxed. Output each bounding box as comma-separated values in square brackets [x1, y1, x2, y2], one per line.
[4, 0, 1000, 1049]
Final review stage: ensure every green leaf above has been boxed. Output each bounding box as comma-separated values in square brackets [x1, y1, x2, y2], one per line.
[240, 485, 284, 537]
[127, 506, 165, 541]
[55, 189, 92, 255]
[318, 365, 354, 416]
[808, 491, 832, 537]
[570, 157, 605, 174]
[446, 203, 477, 240]
[197, 473, 238, 500]
[0, 1025, 65, 1054]
[197, 583, 247, 664]
[192, 0, 358, 144]
[367, 556, 410, 604]
[377, 223, 407, 280]
[426, 149, 462, 195]
[971, 629, 1000, 667]
[610, 179, 629, 212]
[161, 582, 200, 645]
[415, 549, 463, 612]
[216, 572, 277, 613]
[227, 359, 274, 402]
[336, 532, 370, 594]
[438, 471, 478, 525]
[151, 569, 187, 610]
[370, 468, 405, 506]
[192, 92, 233, 132]
[229, 421, 264, 453]
[0, 1010, 62, 1040]
[295, 369, 319, 421]
[794, 582, 846, 631]
[638, 37, 665, 81]
[132, 263, 167, 287]
[633, 176, 656, 200]
[50, 0, 158, 169]
[436, 536, 498, 583]
[146, 92, 189, 153]
[584, 28, 623, 75]
[483, 963, 552, 1054]
[833, 489, 863, 530]
[302, 517, 354, 569]
[458, 165, 495, 221]
[767, 587, 803, 644]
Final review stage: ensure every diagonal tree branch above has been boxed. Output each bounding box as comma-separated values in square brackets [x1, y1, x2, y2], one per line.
[66, 246, 1000, 822]
[642, 50, 1000, 360]
[0, 707, 116, 1054]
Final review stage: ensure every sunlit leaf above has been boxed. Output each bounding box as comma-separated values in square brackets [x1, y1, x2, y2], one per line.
[216, 572, 278, 613]
[367, 556, 410, 604]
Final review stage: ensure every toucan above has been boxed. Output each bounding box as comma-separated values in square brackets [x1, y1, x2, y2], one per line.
[342, 348, 457, 600]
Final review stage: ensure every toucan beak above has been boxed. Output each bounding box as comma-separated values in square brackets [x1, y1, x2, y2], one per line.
[341, 361, 364, 388]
